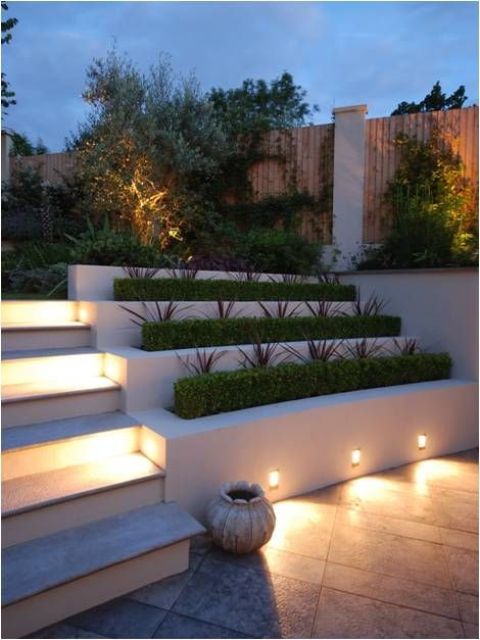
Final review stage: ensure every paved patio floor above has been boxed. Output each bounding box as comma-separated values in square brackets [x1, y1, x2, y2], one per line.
[32, 449, 478, 639]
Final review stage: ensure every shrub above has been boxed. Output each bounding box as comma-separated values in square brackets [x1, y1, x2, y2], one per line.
[114, 277, 356, 302]
[67, 218, 169, 266]
[142, 315, 401, 351]
[6, 264, 68, 298]
[174, 353, 452, 418]
[239, 228, 320, 275]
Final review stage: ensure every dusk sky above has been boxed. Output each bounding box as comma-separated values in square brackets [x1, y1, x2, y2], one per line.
[3, 1, 478, 151]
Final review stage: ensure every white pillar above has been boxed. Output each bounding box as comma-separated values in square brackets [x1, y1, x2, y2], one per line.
[1, 131, 12, 182]
[331, 104, 367, 270]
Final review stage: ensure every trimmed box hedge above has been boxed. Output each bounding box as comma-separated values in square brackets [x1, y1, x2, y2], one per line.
[174, 353, 452, 419]
[113, 277, 356, 302]
[142, 315, 402, 351]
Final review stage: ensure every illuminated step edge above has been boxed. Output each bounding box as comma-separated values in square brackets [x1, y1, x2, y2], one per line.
[2, 452, 164, 517]
[2, 323, 92, 351]
[2, 503, 205, 638]
[2, 348, 104, 386]
[1, 300, 79, 325]
[1, 379, 121, 428]
[2, 411, 138, 452]
[2, 321, 90, 331]
[2, 377, 119, 404]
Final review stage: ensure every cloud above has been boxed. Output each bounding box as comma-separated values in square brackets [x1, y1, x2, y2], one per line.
[3, 1, 477, 149]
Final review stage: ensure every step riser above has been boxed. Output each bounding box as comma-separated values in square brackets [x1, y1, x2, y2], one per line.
[2, 538, 189, 638]
[3, 476, 165, 547]
[2, 328, 92, 351]
[2, 427, 140, 481]
[1, 301, 78, 325]
[2, 353, 104, 386]
[2, 389, 121, 428]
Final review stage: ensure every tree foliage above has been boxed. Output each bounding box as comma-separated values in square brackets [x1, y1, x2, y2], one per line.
[391, 81, 468, 116]
[10, 131, 48, 156]
[1, 1, 17, 114]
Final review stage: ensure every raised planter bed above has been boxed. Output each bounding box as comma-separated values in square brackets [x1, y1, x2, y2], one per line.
[142, 315, 401, 351]
[174, 353, 452, 418]
[113, 277, 356, 302]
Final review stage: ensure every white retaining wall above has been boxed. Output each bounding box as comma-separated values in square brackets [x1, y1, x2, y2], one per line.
[339, 268, 478, 381]
[132, 380, 478, 521]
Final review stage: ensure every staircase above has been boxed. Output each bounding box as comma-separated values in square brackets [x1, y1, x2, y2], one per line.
[1, 302, 205, 639]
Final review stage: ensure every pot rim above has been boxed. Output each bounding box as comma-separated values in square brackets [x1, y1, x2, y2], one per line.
[220, 480, 265, 505]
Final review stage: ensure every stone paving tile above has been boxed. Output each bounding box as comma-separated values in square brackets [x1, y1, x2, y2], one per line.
[455, 592, 479, 624]
[463, 622, 480, 639]
[67, 597, 168, 638]
[172, 553, 320, 638]
[264, 497, 337, 560]
[312, 587, 464, 639]
[339, 478, 438, 526]
[322, 562, 461, 620]
[443, 546, 479, 595]
[26, 622, 106, 638]
[335, 505, 442, 544]
[153, 611, 251, 638]
[439, 526, 479, 552]
[328, 523, 451, 588]
[431, 487, 479, 533]
[189, 533, 213, 556]
[127, 553, 203, 610]
[205, 545, 326, 585]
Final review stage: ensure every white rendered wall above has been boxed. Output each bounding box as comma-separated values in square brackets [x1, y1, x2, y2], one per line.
[131, 380, 478, 521]
[339, 268, 478, 381]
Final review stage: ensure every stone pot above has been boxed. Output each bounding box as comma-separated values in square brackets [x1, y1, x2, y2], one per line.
[206, 480, 276, 554]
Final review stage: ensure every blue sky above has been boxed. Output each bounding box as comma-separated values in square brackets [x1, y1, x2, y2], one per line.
[3, 1, 478, 151]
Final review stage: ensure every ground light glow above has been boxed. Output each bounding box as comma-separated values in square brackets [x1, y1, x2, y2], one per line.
[418, 434, 428, 450]
[268, 469, 280, 489]
[351, 448, 361, 466]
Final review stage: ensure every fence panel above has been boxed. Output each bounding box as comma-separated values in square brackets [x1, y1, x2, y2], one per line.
[11, 152, 77, 185]
[248, 123, 334, 243]
[363, 106, 479, 243]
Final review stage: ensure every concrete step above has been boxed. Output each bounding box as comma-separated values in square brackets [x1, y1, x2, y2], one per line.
[2, 412, 141, 481]
[1, 377, 121, 428]
[2, 452, 165, 546]
[2, 346, 104, 386]
[2, 322, 92, 351]
[2, 502, 205, 638]
[1, 300, 79, 325]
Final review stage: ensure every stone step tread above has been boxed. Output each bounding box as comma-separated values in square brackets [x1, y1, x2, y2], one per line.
[2, 452, 165, 516]
[1, 377, 120, 404]
[2, 502, 205, 606]
[2, 346, 100, 360]
[2, 411, 139, 452]
[2, 321, 90, 332]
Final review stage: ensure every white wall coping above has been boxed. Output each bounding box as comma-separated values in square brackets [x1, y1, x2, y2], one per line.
[333, 104, 368, 115]
[131, 379, 474, 441]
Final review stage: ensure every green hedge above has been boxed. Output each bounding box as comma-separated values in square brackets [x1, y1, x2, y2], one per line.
[142, 315, 401, 351]
[113, 277, 356, 302]
[174, 353, 452, 418]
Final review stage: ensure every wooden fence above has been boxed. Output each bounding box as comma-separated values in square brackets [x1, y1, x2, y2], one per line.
[10, 151, 76, 185]
[8, 106, 478, 246]
[363, 106, 479, 243]
[249, 124, 334, 243]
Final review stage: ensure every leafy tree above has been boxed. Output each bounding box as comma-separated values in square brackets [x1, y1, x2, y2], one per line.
[391, 81, 468, 116]
[10, 131, 48, 156]
[71, 50, 230, 251]
[209, 73, 318, 141]
[1, 2, 17, 114]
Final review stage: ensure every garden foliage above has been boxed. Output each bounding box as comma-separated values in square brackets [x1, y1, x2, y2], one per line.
[114, 277, 356, 303]
[174, 353, 452, 418]
[141, 315, 400, 351]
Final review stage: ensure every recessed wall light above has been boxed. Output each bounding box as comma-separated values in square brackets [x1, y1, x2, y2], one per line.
[418, 434, 427, 450]
[351, 448, 361, 466]
[268, 469, 280, 489]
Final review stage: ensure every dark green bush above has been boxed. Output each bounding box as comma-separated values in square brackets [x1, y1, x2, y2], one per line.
[239, 228, 320, 275]
[142, 315, 401, 351]
[174, 353, 452, 418]
[68, 218, 170, 267]
[114, 277, 356, 302]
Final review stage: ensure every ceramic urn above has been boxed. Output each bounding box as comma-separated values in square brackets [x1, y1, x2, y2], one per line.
[206, 480, 276, 554]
